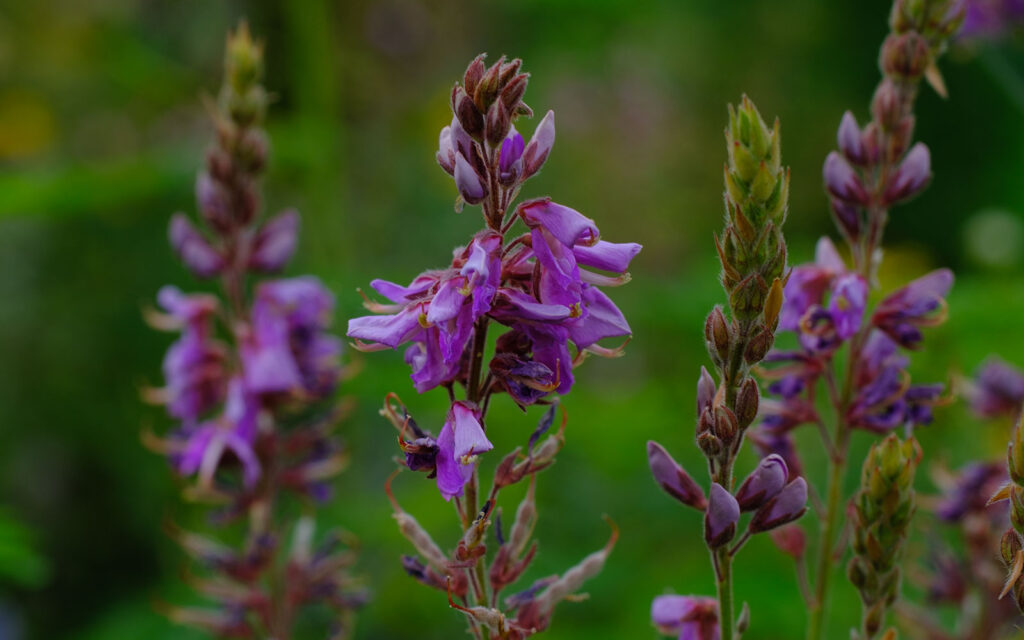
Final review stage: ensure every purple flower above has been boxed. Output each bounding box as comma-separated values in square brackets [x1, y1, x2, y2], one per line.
[872, 268, 953, 349]
[704, 483, 739, 548]
[435, 401, 493, 500]
[968, 357, 1024, 419]
[499, 126, 525, 183]
[244, 277, 341, 398]
[837, 111, 867, 165]
[647, 441, 707, 510]
[960, 0, 1024, 41]
[172, 378, 262, 489]
[828, 273, 868, 340]
[823, 151, 869, 206]
[749, 477, 808, 533]
[779, 237, 845, 331]
[883, 142, 931, 205]
[169, 213, 224, 278]
[249, 209, 299, 272]
[156, 286, 228, 421]
[935, 462, 1007, 523]
[651, 595, 720, 640]
[735, 454, 788, 511]
[454, 152, 487, 204]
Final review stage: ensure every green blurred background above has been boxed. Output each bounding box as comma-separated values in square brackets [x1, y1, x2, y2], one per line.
[2, 1, 1024, 638]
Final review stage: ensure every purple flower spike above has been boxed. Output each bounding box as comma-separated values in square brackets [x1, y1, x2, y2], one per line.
[454, 152, 487, 204]
[704, 483, 739, 549]
[823, 151, 869, 206]
[169, 214, 224, 278]
[883, 142, 931, 205]
[249, 209, 299, 273]
[837, 111, 867, 165]
[647, 441, 707, 510]
[749, 477, 808, 533]
[651, 595, 720, 640]
[522, 109, 555, 179]
[435, 401, 493, 501]
[735, 454, 789, 512]
[697, 366, 717, 416]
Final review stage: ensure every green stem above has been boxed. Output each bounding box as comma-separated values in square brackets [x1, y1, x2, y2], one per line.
[806, 429, 849, 640]
[715, 546, 735, 640]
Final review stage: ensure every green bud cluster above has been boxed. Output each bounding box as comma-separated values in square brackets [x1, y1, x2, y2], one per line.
[705, 96, 787, 426]
[997, 416, 1024, 611]
[221, 22, 267, 128]
[847, 435, 921, 640]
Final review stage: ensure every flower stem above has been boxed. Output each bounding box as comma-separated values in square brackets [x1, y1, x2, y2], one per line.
[715, 546, 735, 640]
[807, 428, 849, 640]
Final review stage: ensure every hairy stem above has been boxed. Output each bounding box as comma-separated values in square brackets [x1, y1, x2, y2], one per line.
[806, 429, 848, 640]
[715, 546, 735, 640]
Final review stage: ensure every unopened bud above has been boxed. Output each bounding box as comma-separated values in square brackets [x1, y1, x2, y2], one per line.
[823, 152, 870, 206]
[697, 366, 717, 417]
[880, 32, 930, 80]
[735, 454, 787, 511]
[883, 143, 931, 205]
[454, 152, 487, 204]
[249, 209, 298, 273]
[713, 407, 739, 444]
[454, 87, 484, 140]
[697, 431, 722, 458]
[837, 111, 867, 165]
[647, 441, 707, 510]
[705, 307, 731, 365]
[749, 477, 808, 533]
[735, 378, 760, 430]
[744, 329, 773, 365]
[521, 110, 555, 180]
[705, 483, 740, 549]
[463, 54, 486, 97]
[872, 79, 903, 131]
[485, 101, 511, 147]
[1002, 530, 1023, 567]
[168, 213, 223, 278]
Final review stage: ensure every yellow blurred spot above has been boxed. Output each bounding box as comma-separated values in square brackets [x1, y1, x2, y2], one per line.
[0, 90, 55, 160]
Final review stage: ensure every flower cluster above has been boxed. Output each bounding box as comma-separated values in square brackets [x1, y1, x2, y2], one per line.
[146, 24, 362, 638]
[349, 54, 636, 638]
[647, 96, 805, 640]
[739, 2, 964, 639]
[846, 435, 921, 639]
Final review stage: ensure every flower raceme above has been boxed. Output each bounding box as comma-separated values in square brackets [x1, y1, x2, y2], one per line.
[355, 54, 637, 639]
[146, 24, 362, 638]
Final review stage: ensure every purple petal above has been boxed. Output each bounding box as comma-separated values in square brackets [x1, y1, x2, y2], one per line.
[573, 240, 642, 273]
[249, 209, 299, 272]
[519, 198, 599, 248]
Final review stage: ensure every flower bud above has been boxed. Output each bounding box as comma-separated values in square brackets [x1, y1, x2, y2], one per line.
[880, 32, 930, 80]
[454, 86, 484, 140]
[837, 111, 867, 165]
[454, 152, 487, 204]
[1010, 420, 1024, 485]
[697, 366, 716, 417]
[485, 100, 511, 147]
[769, 524, 806, 558]
[749, 477, 807, 533]
[830, 199, 861, 241]
[735, 454, 788, 511]
[871, 79, 903, 131]
[883, 142, 931, 205]
[463, 54, 486, 97]
[168, 213, 223, 278]
[249, 209, 298, 272]
[522, 110, 555, 180]
[647, 441, 707, 510]
[1002, 530, 1023, 567]
[744, 328, 773, 365]
[436, 126, 455, 175]
[1012, 486, 1024, 533]
[697, 431, 722, 458]
[713, 407, 739, 444]
[195, 172, 232, 232]
[705, 306, 731, 365]
[823, 152, 869, 206]
[704, 483, 740, 549]
[500, 73, 529, 113]
[735, 378, 760, 430]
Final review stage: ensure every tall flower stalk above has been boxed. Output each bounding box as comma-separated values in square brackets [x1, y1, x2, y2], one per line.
[747, 1, 963, 638]
[347, 54, 639, 638]
[648, 97, 807, 640]
[145, 24, 363, 639]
